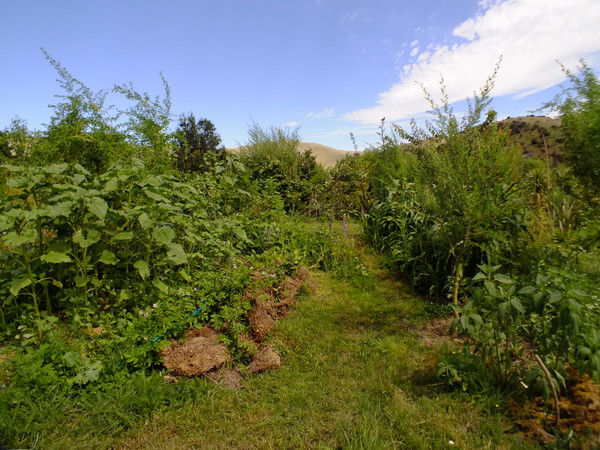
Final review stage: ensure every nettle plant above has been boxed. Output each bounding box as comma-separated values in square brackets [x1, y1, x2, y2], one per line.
[0, 159, 206, 337]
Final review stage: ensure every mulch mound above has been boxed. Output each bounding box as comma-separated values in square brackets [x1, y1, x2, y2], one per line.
[248, 346, 281, 374]
[159, 266, 308, 386]
[206, 367, 244, 389]
[159, 327, 230, 376]
[511, 367, 600, 447]
[248, 266, 308, 342]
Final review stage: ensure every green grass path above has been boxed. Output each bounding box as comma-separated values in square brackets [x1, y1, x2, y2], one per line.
[113, 250, 528, 449]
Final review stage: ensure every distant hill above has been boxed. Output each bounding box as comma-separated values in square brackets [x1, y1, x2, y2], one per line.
[297, 142, 355, 168]
[229, 116, 563, 169]
[499, 115, 563, 163]
[229, 142, 355, 168]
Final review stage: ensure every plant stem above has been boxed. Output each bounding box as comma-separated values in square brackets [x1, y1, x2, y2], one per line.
[534, 353, 560, 429]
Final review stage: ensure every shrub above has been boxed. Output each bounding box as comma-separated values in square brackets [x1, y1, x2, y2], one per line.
[363, 68, 526, 303]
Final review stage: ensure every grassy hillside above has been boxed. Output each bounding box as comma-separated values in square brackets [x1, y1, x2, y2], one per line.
[500, 115, 563, 162]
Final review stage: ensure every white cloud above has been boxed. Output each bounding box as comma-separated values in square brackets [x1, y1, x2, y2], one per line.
[306, 107, 334, 119]
[282, 121, 300, 127]
[477, 0, 504, 9]
[345, 0, 600, 124]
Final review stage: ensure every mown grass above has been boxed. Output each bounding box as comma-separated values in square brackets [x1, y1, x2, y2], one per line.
[90, 243, 529, 449]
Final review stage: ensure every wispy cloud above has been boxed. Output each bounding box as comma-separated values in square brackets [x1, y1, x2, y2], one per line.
[282, 120, 300, 127]
[306, 107, 335, 119]
[345, 0, 600, 124]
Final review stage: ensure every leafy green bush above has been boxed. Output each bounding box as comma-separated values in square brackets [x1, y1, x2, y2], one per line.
[363, 70, 526, 303]
[450, 263, 600, 399]
[239, 122, 327, 213]
[543, 61, 600, 197]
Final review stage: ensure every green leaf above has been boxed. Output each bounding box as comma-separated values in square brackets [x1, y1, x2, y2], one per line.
[143, 189, 169, 203]
[112, 231, 135, 241]
[72, 360, 102, 385]
[484, 280, 497, 298]
[10, 277, 31, 296]
[472, 272, 486, 281]
[74, 276, 89, 287]
[165, 243, 187, 265]
[103, 178, 119, 192]
[45, 163, 69, 174]
[571, 289, 589, 298]
[73, 229, 101, 248]
[179, 268, 191, 282]
[86, 196, 108, 220]
[133, 260, 150, 280]
[71, 173, 87, 186]
[142, 175, 163, 187]
[138, 213, 153, 230]
[459, 314, 468, 330]
[471, 313, 483, 325]
[234, 228, 249, 242]
[41, 251, 72, 264]
[0, 214, 14, 232]
[498, 301, 508, 320]
[153, 279, 169, 293]
[152, 226, 175, 245]
[549, 291, 563, 304]
[493, 273, 513, 284]
[3, 228, 38, 247]
[98, 250, 118, 265]
[48, 201, 74, 218]
[518, 285, 537, 295]
[73, 164, 91, 176]
[510, 298, 525, 314]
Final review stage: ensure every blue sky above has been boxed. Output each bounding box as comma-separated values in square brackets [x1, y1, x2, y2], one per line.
[1, 0, 599, 150]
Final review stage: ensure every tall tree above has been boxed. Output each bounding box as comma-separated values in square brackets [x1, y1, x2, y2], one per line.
[175, 113, 224, 172]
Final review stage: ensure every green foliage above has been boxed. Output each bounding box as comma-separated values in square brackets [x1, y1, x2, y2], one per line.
[0, 118, 36, 165]
[112, 74, 173, 171]
[33, 50, 126, 173]
[0, 157, 294, 337]
[325, 153, 371, 218]
[29, 50, 175, 173]
[363, 69, 526, 300]
[451, 263, 600, 398]
[239, 122, 327, 213]
[174, 113, 225, 173]
[543, 61, 600, 195]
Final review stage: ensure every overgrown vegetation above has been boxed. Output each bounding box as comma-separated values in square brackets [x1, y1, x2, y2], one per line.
[358, 62, 600, 445]
[0, 52, 599, 447]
